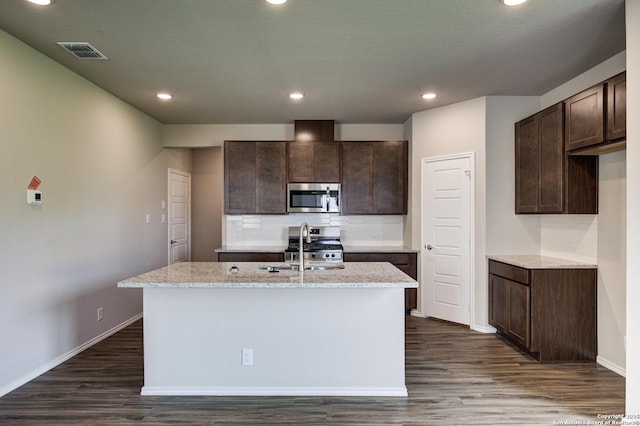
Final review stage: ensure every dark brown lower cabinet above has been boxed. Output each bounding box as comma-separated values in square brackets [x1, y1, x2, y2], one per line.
[488, 260, 596, 362]
[217, 252, 284, 263]
[343, 252, 418, 312]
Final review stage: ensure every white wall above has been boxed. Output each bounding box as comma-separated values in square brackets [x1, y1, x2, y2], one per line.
[0, 30, 190, 396]
[408, 97, 488, 328]
[538, 52, 627, 374]
[165, 123, 408, 248]
[409, 56, 628, 374]
[191, 147, 222, 261]
[163, 123, 405, 147]
[597, 150, 626, 374]
[625, 0, 640, 414]
[485, 96, 542, 256]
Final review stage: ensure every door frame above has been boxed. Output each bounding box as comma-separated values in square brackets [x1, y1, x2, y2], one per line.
[420, 152, 476, 326]
[168, 168, 192, 264]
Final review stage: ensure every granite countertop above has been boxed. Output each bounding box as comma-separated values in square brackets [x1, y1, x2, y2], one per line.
[118, 262, 419, 289]
[215, 246, 285, 253]
[487, 254, 597, 269]
[342, 245, 418, 253]
[215, 245, 418, 253]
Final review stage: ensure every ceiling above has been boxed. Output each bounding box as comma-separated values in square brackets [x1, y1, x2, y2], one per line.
[0, 0, 626, 124]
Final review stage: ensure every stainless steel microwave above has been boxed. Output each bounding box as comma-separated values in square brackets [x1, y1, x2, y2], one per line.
[287, 183, 340, 213]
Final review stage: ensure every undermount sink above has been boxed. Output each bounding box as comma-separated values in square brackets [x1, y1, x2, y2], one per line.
[258, 263, 345, 272]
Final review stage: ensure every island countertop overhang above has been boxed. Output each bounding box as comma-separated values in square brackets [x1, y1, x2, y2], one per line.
[117, 262, 419, 289]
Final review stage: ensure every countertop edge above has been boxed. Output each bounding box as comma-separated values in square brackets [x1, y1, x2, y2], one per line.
[216, 246, 419, 253]
[487, 254, 597, 269]
[117, 262, 418, 289]
[118, 282, 418, 289]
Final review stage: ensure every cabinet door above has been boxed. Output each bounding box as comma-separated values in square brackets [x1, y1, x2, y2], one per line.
[224, 141, 256, 214]
[288, 141, 315, 182]
[489, 274, 531, 349]
[607, 71, 626, 141]
[341, 142, 374, 214]
[373, 141, 408, 214]
[515, 103, 564, 214]
[515, 116, 538, 214]
[565, 83, 605, 151]
[224, 141, 287, 214]
[489, 275, 508, 333]
[256, 142, 287, 214]
[507, 280, 530, 348]
[537, 104, 563, 213]
[341, 141, 408, 215]
[314, 142, 340, 182]
[288, 141, 340, 183]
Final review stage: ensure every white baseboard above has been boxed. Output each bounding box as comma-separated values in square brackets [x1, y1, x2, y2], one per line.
[596, 355, 626, 377]
[0, 313, 143, 398]
[410, 311, 496, 334]
[471, 324, 497, 333]
[141, 386, 408, 397]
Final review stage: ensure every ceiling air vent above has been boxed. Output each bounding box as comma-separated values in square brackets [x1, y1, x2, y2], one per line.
[56, 42, 108, 59]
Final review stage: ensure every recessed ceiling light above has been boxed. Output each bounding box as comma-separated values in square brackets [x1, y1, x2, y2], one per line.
[27, 0, 54, 5]
[157, 93, 173, 100]
[289, 92, 304, 100]
[421, 92, 437, 100]
[266, 0, 287, 5]
[500, 0, 527, 6]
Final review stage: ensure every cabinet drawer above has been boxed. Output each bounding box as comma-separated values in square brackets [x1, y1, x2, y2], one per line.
[488, 260, 530, 285]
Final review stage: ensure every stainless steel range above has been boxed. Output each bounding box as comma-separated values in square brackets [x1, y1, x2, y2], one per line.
[284, 226, 343, 262]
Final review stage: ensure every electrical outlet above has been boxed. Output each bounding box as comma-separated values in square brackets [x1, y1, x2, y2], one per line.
[241, 348, 254, 366]
[97, 307, 103, 322]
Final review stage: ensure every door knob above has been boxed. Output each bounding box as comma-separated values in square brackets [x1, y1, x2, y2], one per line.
[426, 244, 433, 250]
[170, 240, 177, 244]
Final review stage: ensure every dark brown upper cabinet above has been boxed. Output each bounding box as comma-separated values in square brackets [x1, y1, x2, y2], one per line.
[607, 72, 626, 142]
[516, 104, 563, 213]
[293, 120, 334, 142]
[515, 103, 597, 214]
[289, 120, 340, 183]
[565, 71, 626, 155]
[341, 141, 408, 215]
[564, 83, 604, 152]
[224, 141, 287, 214]
[288, 141, 340, 182]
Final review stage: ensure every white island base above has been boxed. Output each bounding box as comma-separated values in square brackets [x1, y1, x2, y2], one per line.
[119, 262, 417, 397]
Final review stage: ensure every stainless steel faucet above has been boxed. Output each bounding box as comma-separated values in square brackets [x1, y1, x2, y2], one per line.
[299, 222, 311, 272]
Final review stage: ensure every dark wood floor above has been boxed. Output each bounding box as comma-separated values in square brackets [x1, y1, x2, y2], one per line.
[0, 316, 625, 425]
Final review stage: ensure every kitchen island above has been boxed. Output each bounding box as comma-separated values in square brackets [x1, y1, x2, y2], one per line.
[118, 262, 418, 396]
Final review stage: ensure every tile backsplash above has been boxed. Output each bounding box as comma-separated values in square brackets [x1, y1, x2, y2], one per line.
[224, 214, 405, 247]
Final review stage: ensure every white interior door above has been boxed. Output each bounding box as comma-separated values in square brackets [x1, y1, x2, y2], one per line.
[421, 153, 474, 325]
[168, 169, 190, 264]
